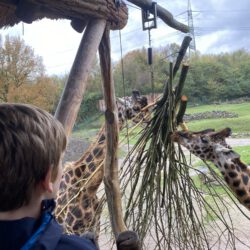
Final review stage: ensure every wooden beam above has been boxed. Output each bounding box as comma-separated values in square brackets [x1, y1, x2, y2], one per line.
[0, 0, 128, 30]
[55, 18, 106, 136]
[70, 18, 88, 33]
[127, 0, 189, 33]
[99, 24, 127, 237]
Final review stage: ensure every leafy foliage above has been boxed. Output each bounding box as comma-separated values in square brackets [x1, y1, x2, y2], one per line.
[113, 46, 250, 104]
[59, 44, 250, 123]
[0, 35, 63, 112]
[77, 92, 103, 124]
[5, 33, 248, 121]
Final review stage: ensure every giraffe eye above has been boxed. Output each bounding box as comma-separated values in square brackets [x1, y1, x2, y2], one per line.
[133, 106, 140, 112]
[179, 131, 189, 138]
[201, 136, 209, 143]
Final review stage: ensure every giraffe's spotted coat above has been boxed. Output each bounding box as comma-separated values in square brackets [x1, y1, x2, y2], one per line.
[172, 127, 250, 211]
[242, 175, 249, 185]
[233, 180, 241, 187]
[228, 172, 238, 178]
[55, 91, 150, 236]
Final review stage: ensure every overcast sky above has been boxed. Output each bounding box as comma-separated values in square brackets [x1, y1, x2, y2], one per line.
[1, 0, 249, 75]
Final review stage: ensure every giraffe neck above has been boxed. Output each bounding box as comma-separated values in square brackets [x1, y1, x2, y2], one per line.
[211, 155, 250, 209]
[55, 93, 149, 236]
[55, 125, 107, 235]
[66, 125, 107, 195]
[74, 125, 106, 165]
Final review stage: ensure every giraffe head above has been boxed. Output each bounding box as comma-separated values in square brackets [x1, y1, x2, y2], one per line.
[171, 128, 240, 163]
[172, 128, 250, 210]
[117, 90, 149, 128]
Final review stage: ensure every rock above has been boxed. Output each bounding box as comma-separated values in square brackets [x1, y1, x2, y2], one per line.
[184, 110, 238, 122]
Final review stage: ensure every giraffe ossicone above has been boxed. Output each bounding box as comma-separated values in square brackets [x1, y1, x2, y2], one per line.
[172, 127, 250, 210]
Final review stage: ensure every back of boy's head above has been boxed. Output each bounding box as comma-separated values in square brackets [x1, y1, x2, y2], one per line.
[0, 103, 67, 212]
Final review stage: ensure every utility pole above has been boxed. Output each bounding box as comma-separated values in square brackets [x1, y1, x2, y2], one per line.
[187, 0, 196, 56]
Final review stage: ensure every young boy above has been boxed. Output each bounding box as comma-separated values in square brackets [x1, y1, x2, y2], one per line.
[0, 103, 98, 250]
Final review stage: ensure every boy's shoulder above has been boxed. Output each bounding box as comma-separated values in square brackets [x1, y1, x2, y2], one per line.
[57, 233, 98, 250]
[36, 218, 98, 250]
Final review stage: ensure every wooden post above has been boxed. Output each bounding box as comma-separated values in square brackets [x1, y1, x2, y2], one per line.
[55, 18, 106, 136]
[99, 25, 127, 238]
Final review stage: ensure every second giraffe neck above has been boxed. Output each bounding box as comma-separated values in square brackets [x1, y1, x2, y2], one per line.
[212, 154, 249, 176]
[212, 156, 250, 209]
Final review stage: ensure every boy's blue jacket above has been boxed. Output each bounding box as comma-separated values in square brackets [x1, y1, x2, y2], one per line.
[0, 200, 98, 250]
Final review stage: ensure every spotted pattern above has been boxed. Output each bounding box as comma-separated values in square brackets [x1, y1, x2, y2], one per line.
[242, 175, 249, 185]
[172, 127, 250, 210]
[228, 172, 237, 178]
[232, 180, 241, 187]
[55, 91, 150, 236]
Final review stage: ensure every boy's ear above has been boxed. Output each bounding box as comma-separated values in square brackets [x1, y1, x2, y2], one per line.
[41, 168, 54, 193]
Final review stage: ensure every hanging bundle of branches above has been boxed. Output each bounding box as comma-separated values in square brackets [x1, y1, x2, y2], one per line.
[119, 36, 247, 249]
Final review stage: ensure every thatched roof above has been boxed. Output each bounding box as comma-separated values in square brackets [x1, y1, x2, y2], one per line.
[0, 0, 189, 34]
[0, 0, 128, 31]
[0, 4, 19, 28]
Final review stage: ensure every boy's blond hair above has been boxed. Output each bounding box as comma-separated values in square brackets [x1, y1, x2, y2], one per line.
[0, 103, 67, 211]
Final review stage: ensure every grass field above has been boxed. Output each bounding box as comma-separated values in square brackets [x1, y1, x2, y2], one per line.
[72, 101, 250, 140]
[72, 113, 104, 140]
[186, 102, 250, 134]
[233, 145, 250, 164]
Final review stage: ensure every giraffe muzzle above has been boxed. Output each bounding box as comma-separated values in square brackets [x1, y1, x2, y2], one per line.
[170, 131, 181, 142]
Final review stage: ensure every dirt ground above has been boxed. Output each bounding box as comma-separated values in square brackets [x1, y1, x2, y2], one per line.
[63, 137, 250, 250]
[63, 137, 250, 163]
[63, 137, 90, 163]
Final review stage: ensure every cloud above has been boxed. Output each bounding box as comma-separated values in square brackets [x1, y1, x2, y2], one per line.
[0, 0, 249, 75]
[110, 0, 189, 61]
[1, 19, 82, 75]
[117, 0, 250, 58]
[191, 0, 250, 53]
[196, 30, 231, 53]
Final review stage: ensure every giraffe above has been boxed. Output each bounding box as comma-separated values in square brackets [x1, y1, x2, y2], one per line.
[171, 127, 250, 210]
[55, 90, 150, 236]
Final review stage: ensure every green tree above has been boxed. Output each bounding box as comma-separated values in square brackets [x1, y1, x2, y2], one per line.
[113, 48, 151, 96]
[0, 35, 44, 102]
[0, 35, 62, 112]
[184, 50, 250, 103]
[86, 56, 102, 94]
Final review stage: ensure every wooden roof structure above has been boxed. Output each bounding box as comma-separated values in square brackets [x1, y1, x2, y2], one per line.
[0, 0, 128, 31]
[0, 0, 189, 33]
[0, 1, 189, 248]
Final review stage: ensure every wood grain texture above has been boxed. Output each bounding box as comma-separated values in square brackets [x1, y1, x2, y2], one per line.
[0, 0, 128, 30]
[55, 19, 106, 136]
[99, 25, 127, 238]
